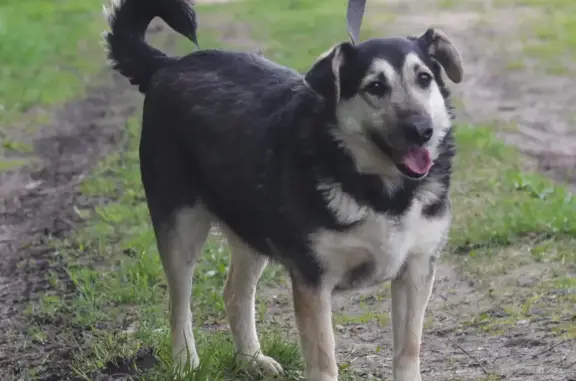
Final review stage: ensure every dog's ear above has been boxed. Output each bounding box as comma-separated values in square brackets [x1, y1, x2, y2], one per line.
[304, 42, 355, 104]
[419, 28, 463, 83]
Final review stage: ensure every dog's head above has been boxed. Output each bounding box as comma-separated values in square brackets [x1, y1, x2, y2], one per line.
[305, 29, 463, 180]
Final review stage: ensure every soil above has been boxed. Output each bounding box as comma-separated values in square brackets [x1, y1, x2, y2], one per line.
[0, 1, 575, 381]
[0, 22, 179, 381]
[0, 68, 140, 380]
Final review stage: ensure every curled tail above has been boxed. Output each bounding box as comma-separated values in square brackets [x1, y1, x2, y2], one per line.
[103, 0, 198, 93]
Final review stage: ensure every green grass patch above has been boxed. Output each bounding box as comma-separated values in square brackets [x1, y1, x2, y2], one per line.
[450, 125, 575, 250]
[0, 0, 109, 173]
[0, 0, 107, 126]
[0, 158, 31, 172]
[20, 0, 576, 379]
[192, 0, 355, 71]
[494, 0, 576, 74]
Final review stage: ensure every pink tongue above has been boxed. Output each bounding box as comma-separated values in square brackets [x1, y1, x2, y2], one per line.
[402, 147, 432, 174]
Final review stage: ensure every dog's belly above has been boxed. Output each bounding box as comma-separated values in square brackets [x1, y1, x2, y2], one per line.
[333, 262, 398, 291]
[310, 199, 450, 291]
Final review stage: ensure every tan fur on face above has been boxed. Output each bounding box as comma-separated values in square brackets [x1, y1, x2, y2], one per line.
[332, 59, 401, 181]
[338, 58, 398, 135]
[401, 52, 452, 160]
[333, 49, 450, 179]
[362, 59, 398, 90]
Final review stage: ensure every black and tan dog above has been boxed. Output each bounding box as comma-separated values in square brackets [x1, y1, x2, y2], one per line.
[103, 0, 463, 379]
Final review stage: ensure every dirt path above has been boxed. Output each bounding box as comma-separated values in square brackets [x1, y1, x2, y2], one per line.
[0, 19, 184, 378]
[265, 259, 574, 380]
[0, 19, 191, 378]
[0, 69, 141, 379]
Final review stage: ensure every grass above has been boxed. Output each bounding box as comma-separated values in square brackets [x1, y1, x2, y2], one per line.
[0, 0, 107, 124]
[0, 0, 107, 172]
[13, 0, 576, 380]
[493, 0, 576, 75]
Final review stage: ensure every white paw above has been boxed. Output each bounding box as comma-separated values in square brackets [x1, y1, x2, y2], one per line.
[172, 349, 200, 375]
[394, 377, 421, 381]
[239, 353, 284, 376]
[393, 369, 422, 381]
[393, 356, 421, 381]
[253, 354, 284, 375]
[306, 369, 339, 381]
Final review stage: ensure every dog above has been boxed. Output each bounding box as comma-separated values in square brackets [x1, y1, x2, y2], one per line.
[103, 0, 463, 379]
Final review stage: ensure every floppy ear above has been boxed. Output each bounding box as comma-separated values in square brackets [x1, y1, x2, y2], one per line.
[419, 28, 463, 83]
[304, 42, 355, 104]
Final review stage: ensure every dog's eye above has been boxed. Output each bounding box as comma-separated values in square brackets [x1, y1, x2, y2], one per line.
[417, 72, 433, 88]
[364, 81, 388, 97]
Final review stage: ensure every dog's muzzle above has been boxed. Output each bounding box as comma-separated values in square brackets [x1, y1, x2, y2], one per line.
[369, 113, 434, 180]
[400, 114, 433, 146]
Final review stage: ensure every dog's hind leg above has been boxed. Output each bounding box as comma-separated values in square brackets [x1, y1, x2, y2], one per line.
[152, 205, 211, 372]
[140, 136, 212, 372]
[390, 254, 436, 381]
[223, 231, 284, 375]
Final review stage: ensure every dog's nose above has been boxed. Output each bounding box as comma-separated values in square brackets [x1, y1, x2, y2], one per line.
[402, 115, 433, 145]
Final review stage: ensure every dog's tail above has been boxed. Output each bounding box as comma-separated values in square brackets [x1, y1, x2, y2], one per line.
[103, 0, 198, 93]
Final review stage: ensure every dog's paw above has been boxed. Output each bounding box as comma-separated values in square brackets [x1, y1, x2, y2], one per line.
[305, 369, 338, 381]
[172, 350, 200, 376]
[393, 374, 422, 381]
[241, 354, 284, 376]
[393, 369, 422, 381]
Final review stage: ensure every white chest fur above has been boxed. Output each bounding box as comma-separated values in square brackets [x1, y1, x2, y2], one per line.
[311, 182, 451, 291]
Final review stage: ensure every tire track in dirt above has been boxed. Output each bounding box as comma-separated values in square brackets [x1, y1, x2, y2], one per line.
[0, 20, 188, 379]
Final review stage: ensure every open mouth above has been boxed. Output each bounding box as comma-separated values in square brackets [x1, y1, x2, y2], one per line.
[395, 147, 432, 179]
[369, 131, 432, 179]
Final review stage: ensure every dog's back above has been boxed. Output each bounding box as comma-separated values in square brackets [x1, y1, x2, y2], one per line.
[144, 49, 308, 136]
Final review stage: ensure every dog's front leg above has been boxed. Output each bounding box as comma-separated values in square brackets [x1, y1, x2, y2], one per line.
[292, 276, 338, 381]
[390, 254, 436, 381]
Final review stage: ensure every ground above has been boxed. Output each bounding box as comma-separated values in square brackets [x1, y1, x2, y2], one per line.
[0, 0, 574, 380]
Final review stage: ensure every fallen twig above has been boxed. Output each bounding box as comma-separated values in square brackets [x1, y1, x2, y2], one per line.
[447, 337, 489, 376]
[531, 339, 573, 359]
